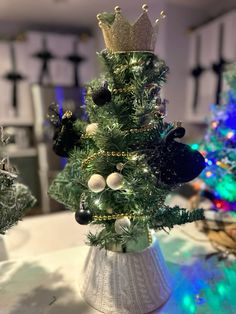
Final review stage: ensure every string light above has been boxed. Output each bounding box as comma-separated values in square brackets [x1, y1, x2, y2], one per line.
[125, 189, 133, 195]
[215, 200, 223, 209]
[211, 121, 218, 129]
[94, 199, 100, 205]
[216, 161, 230, 169]
[205, 158, 213, 166]
[206, 171, 212, 178]
[191, 143, 199, 150]
[226, 131, 234, 139]
[131, 155, 138, 161]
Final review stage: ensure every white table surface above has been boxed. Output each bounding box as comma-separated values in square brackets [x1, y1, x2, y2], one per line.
[1, 211, 236, 313]
[3, 210, 213, 262]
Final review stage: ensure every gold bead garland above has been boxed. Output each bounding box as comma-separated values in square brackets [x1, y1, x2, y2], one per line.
[112, 86, 134, 94]
[81, 124, 158, 167]
[82, 123, 157, 139]
[82, 150, 138, 167]
[93, 212, 147, 222]
[87, 80, 157, 96]
[127, 124, 157, 134]
[80, 122, 158, 169]
[81, 133, 92, 139]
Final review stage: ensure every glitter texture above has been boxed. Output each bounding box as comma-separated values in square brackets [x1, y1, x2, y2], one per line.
[97, 7, 160, 52]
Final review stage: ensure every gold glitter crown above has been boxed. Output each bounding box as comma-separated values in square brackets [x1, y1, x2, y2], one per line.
[97, 4, 166, 53]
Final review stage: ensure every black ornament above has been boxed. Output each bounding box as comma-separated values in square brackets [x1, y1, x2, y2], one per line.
[48, 104, 81, 157]
[92, 81, 111, 106]
[75, 208, 93, 225]
[148, 127, 206, 186]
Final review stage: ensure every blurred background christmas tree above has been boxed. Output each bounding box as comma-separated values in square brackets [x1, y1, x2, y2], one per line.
[0, 127, 36, 234]
[199, 63, 236, 212]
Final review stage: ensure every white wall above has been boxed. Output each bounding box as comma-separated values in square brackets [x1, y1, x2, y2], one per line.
[160, 3, 206, 123]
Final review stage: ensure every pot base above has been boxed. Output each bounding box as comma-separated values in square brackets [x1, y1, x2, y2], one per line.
[80, 236, 171, 314]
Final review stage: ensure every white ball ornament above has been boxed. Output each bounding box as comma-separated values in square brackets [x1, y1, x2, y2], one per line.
[88, 174, 106, 193]
[115, 217, 131, 234]
[106, 172, 123, 190]
[86, 123, 98, 136]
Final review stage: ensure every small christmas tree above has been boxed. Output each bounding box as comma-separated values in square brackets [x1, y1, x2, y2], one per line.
[49, 5, 205, 252]
[0, 127, 36, 234]
[199, 62, 236, 211]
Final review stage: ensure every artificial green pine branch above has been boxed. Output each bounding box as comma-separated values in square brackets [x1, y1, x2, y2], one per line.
[0, 183, 36, 234]
[87, 221, 145, 248]
[149, 205, 204, 230]
[0, 127, 36, 234]
[49, 39, 205, 250]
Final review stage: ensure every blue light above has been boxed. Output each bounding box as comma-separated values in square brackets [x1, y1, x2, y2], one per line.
[55, 86, 67, 168]
[81, 87, 88, 121]
[55, 86, 64, 119]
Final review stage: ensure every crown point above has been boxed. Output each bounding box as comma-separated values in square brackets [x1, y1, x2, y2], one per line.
[97, 13, 102, 20]
[142, 4, 148, 12]
[98, 21, 103, 28]
[155, 18, 159, 24]
[114, 6, 121, 13]
[160, 10, 167, 19]
[175, 121, 182, 127]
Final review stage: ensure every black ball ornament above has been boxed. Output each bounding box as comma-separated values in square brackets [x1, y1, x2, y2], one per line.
[148, 127, 206, 186]
[92, 81, 112, 106]
[75, 208, 93, 225]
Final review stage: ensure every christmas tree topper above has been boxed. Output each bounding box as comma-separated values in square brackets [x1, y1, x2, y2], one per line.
[97, 4, 166, 53]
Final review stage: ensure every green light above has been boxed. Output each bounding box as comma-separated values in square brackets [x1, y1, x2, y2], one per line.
[183, 295, 191, 307]
[191, 143, 199, 150]
[216, 174, 236, 202]
[190, 304, 196, 313]
[217, 283, 226, 296]
[183, 295, 196, 313]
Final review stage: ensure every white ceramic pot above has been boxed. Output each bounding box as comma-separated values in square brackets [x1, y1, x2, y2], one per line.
[80, 236, 171, 314]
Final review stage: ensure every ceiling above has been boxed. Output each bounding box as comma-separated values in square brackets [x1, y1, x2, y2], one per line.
[0, 0, 235, 32]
